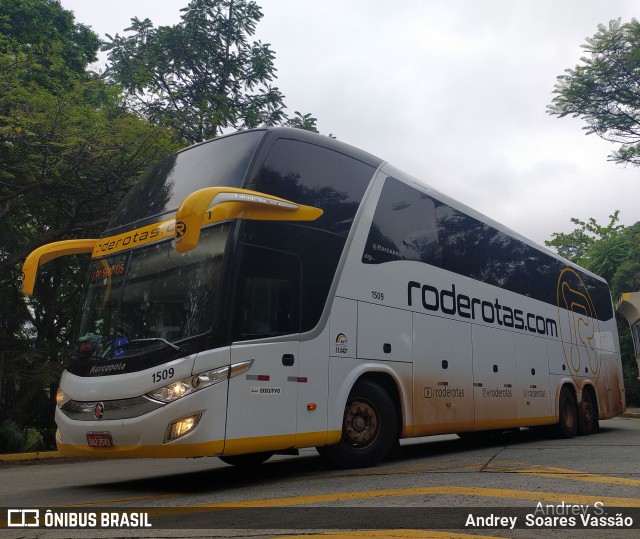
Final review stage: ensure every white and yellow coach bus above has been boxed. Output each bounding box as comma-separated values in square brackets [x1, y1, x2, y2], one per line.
[22, 128, 625, 468]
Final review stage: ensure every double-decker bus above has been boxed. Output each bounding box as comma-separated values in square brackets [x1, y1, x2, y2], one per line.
[22, 127, 625, 468]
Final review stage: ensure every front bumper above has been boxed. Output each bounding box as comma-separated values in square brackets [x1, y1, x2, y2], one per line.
[55, 381, 228, 458]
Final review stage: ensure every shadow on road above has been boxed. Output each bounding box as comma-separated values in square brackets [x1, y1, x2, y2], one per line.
[63, 424, 620, 497]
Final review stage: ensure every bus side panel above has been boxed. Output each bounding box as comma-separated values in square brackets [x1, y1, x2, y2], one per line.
[596, 353, 626, 418]
[514, 333, 553, 424]
[412, 312, 474, 436]
[472, 324, 519, 430]
[357, 302, 411, 362]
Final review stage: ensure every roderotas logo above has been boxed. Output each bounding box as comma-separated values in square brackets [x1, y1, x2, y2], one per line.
[556, 267, 601, 380]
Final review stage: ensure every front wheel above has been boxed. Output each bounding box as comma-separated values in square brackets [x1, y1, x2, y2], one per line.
[318, 380, 397, 468]
[555, 386, 578, 439]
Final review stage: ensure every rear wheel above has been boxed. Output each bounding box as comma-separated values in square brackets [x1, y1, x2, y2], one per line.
[219, 451, 273, 467]
[318, 379, 397, 468]
[556, 386, 578, 439]
[578, 389, 599, 435]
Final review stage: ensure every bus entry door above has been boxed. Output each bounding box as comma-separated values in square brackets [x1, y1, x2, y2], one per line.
[224, 245, 302, 455]
[226, 340, 300, 454]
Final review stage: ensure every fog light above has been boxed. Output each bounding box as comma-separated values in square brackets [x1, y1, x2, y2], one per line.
[165, 413, 202, 442]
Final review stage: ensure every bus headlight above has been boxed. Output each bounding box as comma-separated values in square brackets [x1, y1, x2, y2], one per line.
[149, 380, 191, 402]
[146, 360, 253, 404]
[56, 389, 70, 408]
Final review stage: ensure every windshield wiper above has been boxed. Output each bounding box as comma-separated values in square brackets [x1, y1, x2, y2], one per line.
[126, 337, 181, 352]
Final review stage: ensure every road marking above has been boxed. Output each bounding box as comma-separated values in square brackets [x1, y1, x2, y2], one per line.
[49, 459, 640, 513]
[143, 485, 640, 511]
[487, 460, 640, 486]
[64, 493, 179, 507]
[129, 484, 639, 529]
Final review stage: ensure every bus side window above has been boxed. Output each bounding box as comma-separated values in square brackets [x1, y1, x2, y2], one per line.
[362, 177, 441, 265]
[234, 245, 301, 340]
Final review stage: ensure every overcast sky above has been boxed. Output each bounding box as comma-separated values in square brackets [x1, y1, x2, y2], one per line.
[60, 0, 639, 246]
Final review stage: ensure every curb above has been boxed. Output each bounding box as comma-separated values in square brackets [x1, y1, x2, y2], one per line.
[0, 451, 62, 462]
[623, 412, 640, 419]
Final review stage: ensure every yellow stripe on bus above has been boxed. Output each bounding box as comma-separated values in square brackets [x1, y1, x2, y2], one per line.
[57, 430, 341, 459]
[57, 439, 224, 459]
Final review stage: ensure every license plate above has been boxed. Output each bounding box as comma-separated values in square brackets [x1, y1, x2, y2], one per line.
[86, 432, 113, 448]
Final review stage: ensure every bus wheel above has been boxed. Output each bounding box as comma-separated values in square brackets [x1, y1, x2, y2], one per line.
[578, 390, 599, 435]
[556, 387, 578, 439]
[320, 380, 397, 468]
[219, 452, 273, 467]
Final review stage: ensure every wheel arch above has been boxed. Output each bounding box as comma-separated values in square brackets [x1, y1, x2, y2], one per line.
[553, 379, 577, 422]
[354, 371, 404, 440]
[327, 361, 412, 443]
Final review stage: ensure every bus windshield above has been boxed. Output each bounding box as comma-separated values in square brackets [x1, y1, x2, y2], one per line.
[76, 223, 231, 358]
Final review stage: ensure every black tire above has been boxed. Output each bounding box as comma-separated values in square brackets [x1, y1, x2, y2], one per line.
[578, 389, 599, 436]
[319, 379, 397, 468]
[556, 386, 578, 439]
[219, 451, 273, 467]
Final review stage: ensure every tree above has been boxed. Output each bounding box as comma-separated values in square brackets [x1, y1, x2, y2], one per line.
[545, 211, 626, 283]
[548, 18, 640, 166]
[0, 0, 181, 445]
[286, 111, 319, 133]
[546, 215, 640, 404]
[0, 0, 100, 88]
[104, 0, 316, 145]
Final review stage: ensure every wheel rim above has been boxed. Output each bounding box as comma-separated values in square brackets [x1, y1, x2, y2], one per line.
[343, 399, 378, 447]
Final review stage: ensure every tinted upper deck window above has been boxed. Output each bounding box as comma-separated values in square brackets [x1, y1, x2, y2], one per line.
[251, 139, 375, 236]
[362, 177, 441, 265]
[108, 131, 264, 229]
[363, 177, 613, 321]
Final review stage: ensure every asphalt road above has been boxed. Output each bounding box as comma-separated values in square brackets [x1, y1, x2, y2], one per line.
[1, 416, 639, 539]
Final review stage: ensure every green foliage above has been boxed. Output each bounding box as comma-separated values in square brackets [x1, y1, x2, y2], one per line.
[548, 18, 640, 166]
[0, 0, 100, 89]
[104, 0, 295, 144]
[0, 71, 180, 356]
[547, 214, 640, 404]
[0, 0, 182, 444]
[22, 427, 44, 452]
[546, 212, 627, 284]
[0, 420, 45, 454]
[286, 111, 319, 133]
[0, 419, 25, 453]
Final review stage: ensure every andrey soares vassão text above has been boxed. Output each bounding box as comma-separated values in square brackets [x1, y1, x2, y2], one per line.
[465, 503, 635, 530]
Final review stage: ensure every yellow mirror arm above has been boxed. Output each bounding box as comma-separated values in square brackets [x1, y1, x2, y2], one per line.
[174, 187, 323, 253]
[22, 239, 98, 296]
